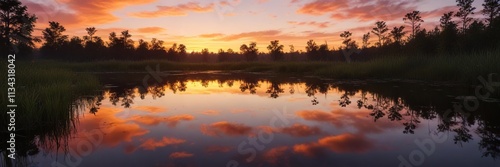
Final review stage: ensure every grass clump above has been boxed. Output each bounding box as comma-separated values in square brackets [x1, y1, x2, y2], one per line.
[0, 62, 101, 164]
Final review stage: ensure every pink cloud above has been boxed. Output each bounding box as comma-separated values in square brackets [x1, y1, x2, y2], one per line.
[130, 2, 214, 18]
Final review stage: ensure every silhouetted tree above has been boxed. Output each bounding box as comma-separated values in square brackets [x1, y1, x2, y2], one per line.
[305, 39, 319, 60]
[201, 48, 209, 62]
[439, 12, 459, 53]
[267, 40, 284, 61]
[83, 27, 106, 60]
[178, 44, 187, 61]
[149, 38, 166, 59]
[107, 30, 135, 59]
[455, 0, 476, 32]
[41, 21, 68, 59]
[136, 39, 150, 59]
[119, 30, 134, 50]
[483, 0, 500, 26]
[390, 26, 406, 45]
[167, 43, 178, 60]
[465, 20, 488, 50]
[340, 31, 358, 50]
[217, 49, 228, 62]
[0, 0, 37, 59]
[318, 43, 330, 61]
[240, 42, 258, 61]
[83, 27, 96, 42]
[227, 48, 234, 53]
[63, 36, 84, 60]
[372, 21, 389, 47]
[362, 32, 371, 49]
[403, 11, 424, 39]
[288, 45, 298, 61]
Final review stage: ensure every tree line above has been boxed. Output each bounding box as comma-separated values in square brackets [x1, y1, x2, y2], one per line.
[1, 0, 499, 62]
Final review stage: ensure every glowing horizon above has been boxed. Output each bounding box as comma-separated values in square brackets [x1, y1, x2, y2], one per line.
[22, 0, 486, 52]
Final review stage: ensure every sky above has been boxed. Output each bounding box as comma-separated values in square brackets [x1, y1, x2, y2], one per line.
[21, 0, 486, 52]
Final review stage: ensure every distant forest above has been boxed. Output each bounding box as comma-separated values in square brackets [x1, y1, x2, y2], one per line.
[1, 0, 499, 62]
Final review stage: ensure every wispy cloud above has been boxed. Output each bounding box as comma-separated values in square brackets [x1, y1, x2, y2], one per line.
[130, 2, 214, 18]
[288, 21, 330, 28]
[136, 27, 166, 34]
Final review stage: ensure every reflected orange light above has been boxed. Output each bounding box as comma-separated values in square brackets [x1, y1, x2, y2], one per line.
[200, 121, 253, 137]
[169, 151, 194, 159]
[140, 137, 186, 150]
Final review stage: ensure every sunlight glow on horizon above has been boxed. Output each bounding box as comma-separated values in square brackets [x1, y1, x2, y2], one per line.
[22, 0, 486, 52]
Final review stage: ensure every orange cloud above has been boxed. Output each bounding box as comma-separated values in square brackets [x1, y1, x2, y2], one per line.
[169, 151, 194, 159]
[136, 27, 166, 34]
[293, 133, 373, 157]
[296, 0, 439, 22]
[200, 121, 252, 137]
[297, 0, 349, 15]
[201, 110, 220, 115]
[140, 137, 186, 150]
[329, 1, 416, 21]
[199, 33, 225, 38]
[130, 2, 214, 18]
[218, 0, 241, 6]
[279, 123, 322, 137]
[24, 0, 155, 27]
[288, 21, 330, 28]
[217, 30, 282, 41]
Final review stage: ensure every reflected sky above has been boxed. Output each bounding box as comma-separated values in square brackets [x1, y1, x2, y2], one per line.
[30, 74, 500, 167]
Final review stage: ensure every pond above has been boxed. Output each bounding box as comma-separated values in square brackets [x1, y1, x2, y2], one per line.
[11, 72, 500, 167]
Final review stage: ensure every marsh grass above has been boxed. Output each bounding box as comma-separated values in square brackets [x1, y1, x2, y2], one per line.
[35, 49, 500, 83]
[0, 62, 100, 165]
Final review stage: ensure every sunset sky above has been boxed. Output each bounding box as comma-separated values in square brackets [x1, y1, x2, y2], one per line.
[21, 0, 486, 52]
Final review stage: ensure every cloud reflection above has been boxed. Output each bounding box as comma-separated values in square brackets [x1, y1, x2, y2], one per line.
[200, 121, 253, 137]
[293, 133, 373, 157]
[169, 151, 194, 159]
[129, 114, 195, 127]
[140, 137, 186, 151]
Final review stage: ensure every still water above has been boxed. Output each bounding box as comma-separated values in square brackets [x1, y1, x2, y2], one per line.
[22, 72, 500, 166]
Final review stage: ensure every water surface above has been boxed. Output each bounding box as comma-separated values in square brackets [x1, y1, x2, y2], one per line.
[16, 73, 500, 166]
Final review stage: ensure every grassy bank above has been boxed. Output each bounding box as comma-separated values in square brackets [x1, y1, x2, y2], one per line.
[0, 62, 101, 122]
[30, 49, 500, 82]
[1, 63, 100, 163]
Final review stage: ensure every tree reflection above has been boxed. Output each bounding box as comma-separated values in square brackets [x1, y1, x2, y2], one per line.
[477, 122, 500, 159]
[168, 79, 187, 93]
[240, 78, 260, 94]
[121, 89, 135, 108]
[304, 81, 330, 105]
[339, 90, 355, 107]
[266, 80, 284, 98]
[148, 85, 166, 99]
